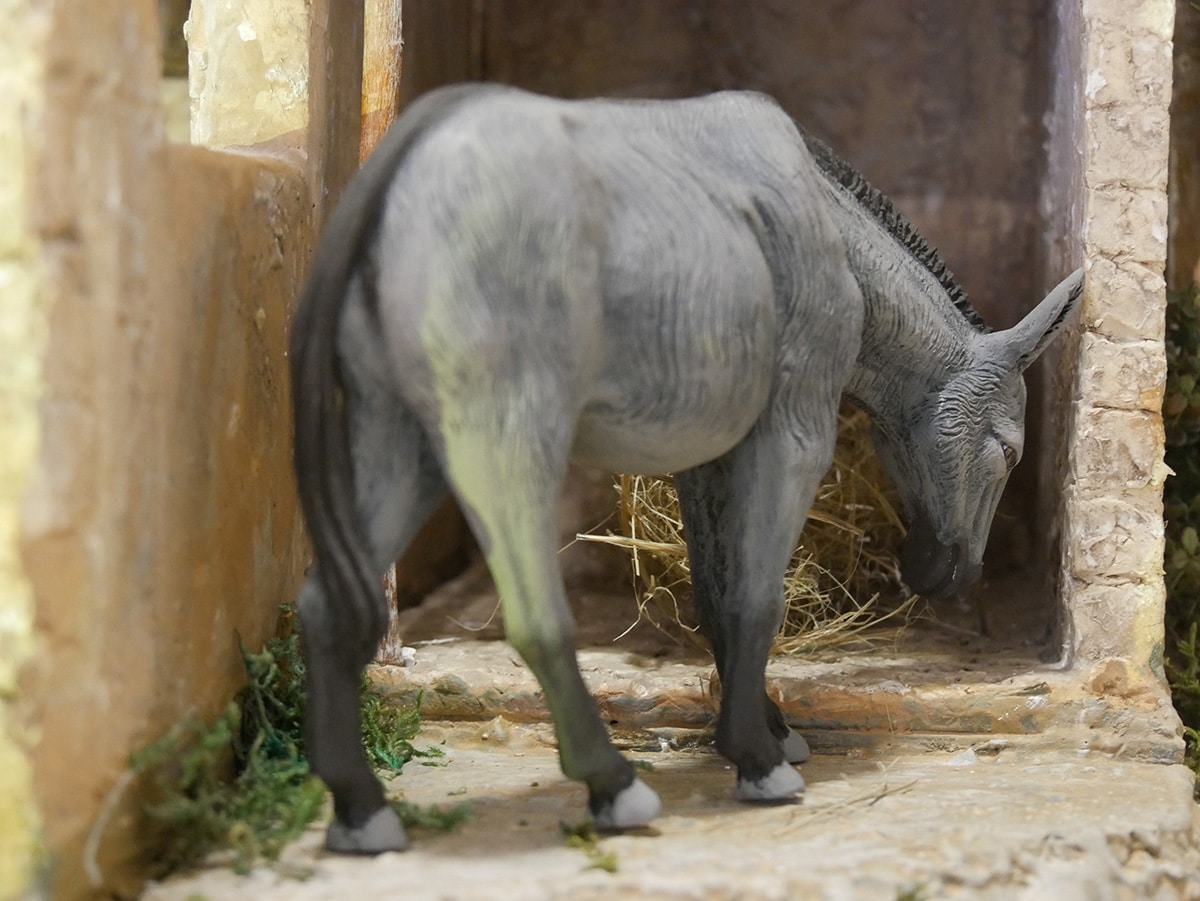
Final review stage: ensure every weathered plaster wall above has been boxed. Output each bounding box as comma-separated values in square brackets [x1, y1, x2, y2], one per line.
[5, 0, 362, 897]
[0, 1, 48, 897]
[1056, 0, 1175, 696]
[16, 3, 310, 896]
[475, 0, 1053, 332]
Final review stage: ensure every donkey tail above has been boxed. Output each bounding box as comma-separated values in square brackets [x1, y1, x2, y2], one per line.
[289, 84, 499, 656]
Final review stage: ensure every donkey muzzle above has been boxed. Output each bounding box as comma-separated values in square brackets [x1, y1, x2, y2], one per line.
[899, 515, 981, 601]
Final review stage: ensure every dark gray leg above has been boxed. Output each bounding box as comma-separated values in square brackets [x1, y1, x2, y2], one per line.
[680, 524, 810, 766]
[674, 421, 831, 799]
[298, 388, 447, 853]
[437, 415, 660, 829]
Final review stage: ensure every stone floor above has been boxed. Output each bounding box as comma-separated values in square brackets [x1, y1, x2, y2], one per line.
[143, 717, 1199, 900]
[142, 573, 1199, 899]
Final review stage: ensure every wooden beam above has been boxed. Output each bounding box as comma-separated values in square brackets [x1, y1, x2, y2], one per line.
[306, 0, 365, 228]
[361, 0, 404, 161]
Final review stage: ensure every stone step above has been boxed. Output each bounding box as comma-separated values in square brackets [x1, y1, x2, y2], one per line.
[369, 639, 1184, 763]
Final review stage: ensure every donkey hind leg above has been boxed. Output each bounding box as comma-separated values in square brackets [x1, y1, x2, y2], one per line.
[780, 724, 812, 765]
[439, 425, 660, 830]
[674, 425, 830, 800]
[764, 685, 810, 763]
[298, 398, 447, 854]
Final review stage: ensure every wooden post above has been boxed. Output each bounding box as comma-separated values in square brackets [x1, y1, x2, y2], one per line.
[1169, 0, 1200, 291]
[361, 0, 404, 163]
[362, 0, 408, 665]
[362, 0, 482, 667]
[307, 0, 365, 228]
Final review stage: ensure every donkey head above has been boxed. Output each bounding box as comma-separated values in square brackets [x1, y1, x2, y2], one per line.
[872, 269, 1084, 601]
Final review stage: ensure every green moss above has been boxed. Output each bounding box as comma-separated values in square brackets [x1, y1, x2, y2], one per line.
[560, 819, 619, 873]
[131, 619, 324, 876]
[361, 685, 439, 773]
[390, 799, 473, 832]
[1165, 283, 1200, 786]
[133, 607, 445, 876]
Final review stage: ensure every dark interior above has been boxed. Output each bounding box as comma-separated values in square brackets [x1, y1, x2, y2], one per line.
[393, 0, 1063, 653]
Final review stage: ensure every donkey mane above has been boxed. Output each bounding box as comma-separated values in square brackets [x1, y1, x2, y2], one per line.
[800, 130, 989, 334]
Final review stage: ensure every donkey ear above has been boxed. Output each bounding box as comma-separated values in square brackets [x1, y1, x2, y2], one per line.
[986, 268, 1084, 373]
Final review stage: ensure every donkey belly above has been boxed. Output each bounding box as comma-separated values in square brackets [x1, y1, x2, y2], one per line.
[570, 291, 778, 474]
[571, 404, 763, 475]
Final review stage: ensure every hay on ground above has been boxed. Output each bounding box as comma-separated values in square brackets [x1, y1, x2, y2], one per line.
[578, 408, 915, 655]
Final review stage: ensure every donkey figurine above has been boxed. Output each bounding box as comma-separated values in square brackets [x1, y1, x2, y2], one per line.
[290, 83, 1083, 852]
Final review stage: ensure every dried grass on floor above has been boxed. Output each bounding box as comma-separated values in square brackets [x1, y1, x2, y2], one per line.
[578, 408, 915, 655]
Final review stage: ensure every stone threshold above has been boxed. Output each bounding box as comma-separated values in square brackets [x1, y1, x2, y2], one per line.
[368, 638, 1184, 765]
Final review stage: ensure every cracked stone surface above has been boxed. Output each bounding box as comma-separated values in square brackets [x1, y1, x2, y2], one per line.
[144, 719, 1200, 900]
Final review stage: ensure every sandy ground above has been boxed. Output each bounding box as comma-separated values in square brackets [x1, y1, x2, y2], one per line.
[144, 718, 1200, 900]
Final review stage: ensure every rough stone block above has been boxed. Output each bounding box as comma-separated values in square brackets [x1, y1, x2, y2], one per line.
[1083, 14, 1172, 193]
[1075, 334, 1166, 412]
[1070, 408, 1167, 491]
[1084, 185, 1169, 264]
[1069, 589, 1141, 661]
[1065, 578, 1168, 679]
[1085, 103, 1171, 190]
[1085, 24, 1173, 112]
[1063, 487, 1166, 581]
[1080, 258, 1168, 342]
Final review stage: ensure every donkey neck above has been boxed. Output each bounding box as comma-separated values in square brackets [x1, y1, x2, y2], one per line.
[806, 151, 982, 421]
[841, 226, 978, 418]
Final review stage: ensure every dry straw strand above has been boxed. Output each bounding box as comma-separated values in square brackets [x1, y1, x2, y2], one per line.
[578, 408, 912, 655]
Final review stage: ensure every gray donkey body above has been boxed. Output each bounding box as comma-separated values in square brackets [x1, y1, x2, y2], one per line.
[291, 84, 1082, 852]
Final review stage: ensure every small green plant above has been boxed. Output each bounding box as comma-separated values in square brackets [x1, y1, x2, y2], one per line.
[560, 819, 619, 873]
[134, 608, 444, 875]
[391, 799, 473, 832]
[361, 684, 437, 772]
[1167, 622, 1200, 777]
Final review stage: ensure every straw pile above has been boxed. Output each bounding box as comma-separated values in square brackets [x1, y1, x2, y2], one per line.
[578, 407, 914, 655]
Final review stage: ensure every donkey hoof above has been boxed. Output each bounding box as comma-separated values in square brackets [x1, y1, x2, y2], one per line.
[781, 727, 811, 764]
[593, 777, 661, 831]
[735, 762, 805, 802]
[325, 805, 409, 854]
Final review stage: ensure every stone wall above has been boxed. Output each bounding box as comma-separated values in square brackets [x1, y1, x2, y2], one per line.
[1057, 1, 1175, 694]
[2, 1, 362, 898]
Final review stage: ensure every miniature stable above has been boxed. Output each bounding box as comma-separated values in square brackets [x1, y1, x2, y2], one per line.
[2, 0, 1186, 898]
[373, 0, 1181, 765]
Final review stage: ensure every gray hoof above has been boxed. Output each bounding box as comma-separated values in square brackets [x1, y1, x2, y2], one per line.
[735, 762, 805, 802]
[593, 777, 661, 831]
[325, 805, 409, 854]
[781, 727, 811, 764]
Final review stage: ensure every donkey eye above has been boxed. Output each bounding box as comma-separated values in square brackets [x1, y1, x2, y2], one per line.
[1001, 442, 1019, 471]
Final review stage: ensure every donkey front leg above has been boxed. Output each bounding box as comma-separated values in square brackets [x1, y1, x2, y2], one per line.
[675, 423, 832, 801]
[440, 428, 661, 830]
